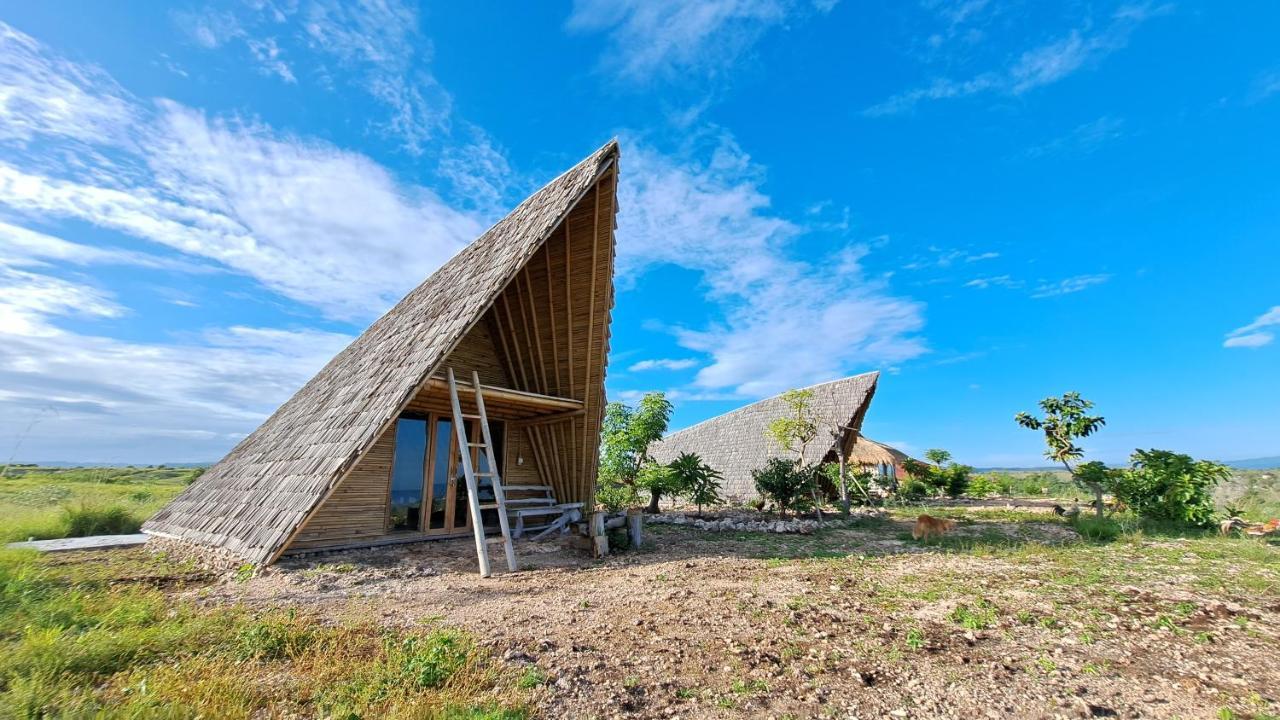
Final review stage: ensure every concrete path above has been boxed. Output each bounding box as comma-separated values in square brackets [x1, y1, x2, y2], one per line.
[7, 534, 149, 552]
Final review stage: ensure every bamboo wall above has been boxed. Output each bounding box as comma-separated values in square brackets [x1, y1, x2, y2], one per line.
[290, 427, 396, 549]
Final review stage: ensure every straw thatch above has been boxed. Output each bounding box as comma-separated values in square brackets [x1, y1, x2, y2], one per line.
[648, 372, 880, 502]
[144, 140, 620, 566]
[846, 436, 910, 468]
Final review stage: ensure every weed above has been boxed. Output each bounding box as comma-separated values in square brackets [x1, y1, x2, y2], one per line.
[905, 627, 925, 651]
[234, 563, 256, 582]
[235, 614, 315, 661]
[396, 630, 471, 689]
[730, 679, 768, 694]
[516, 668, 546, 689]
[949, 598, 997, 630]
[1071, 515, 1123, 542]
[1035, 656, 1057, 674]
[62, 504, 141, 537]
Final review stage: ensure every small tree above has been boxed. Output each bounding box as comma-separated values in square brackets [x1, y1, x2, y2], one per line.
[1016, 392, 1108, 517]
[668, 452, 723, 517]
[924, 449, 952, 468]
[598, 392, 674, 512]
[765, 389, 824, 519]
[635, 462, 683, 512]
[752, 457, 816, 517]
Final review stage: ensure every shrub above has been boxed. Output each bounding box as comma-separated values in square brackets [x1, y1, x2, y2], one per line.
[1111, 449, 1228, 527]
[898, 477, 933, 500]
[595, 480, 637, 513]
[62, 505, 140, 537]
[752, 458, 816, 517]
[967, 474, 1003, 498]
[941, 464, 973, 498]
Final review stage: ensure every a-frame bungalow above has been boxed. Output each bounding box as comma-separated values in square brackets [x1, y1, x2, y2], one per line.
[648, 372, 880, 503]
[144, 141, 619, 572]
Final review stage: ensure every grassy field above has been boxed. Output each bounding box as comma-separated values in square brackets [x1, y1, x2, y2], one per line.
[0, 547, 532, 718]
[0, 465, 198, 543]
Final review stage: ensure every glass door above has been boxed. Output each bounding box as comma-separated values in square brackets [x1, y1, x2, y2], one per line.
[395, 415, 506, 536]
[389, 418, 427, 531]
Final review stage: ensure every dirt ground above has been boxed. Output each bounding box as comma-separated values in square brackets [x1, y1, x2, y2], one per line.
[191, 509, 1280, 719]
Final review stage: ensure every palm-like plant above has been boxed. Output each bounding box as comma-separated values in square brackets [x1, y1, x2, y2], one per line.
[668, 452, 723, 518]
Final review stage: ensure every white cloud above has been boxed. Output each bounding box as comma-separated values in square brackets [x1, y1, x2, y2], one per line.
[0, 26, 485, 321]
[0, 221, 350, 462]
[567, 0, 833, 84]
[0, 24, 135, 146]
[1024, 116, 1125, 159]
[1224, 306, 1280, 349]
[1030, 273, 1111, 298]
[629, 358, 700, 372]
[865, 5, 1168, 116]
[964, 274, 1021, 289]
[0, 220, 215, 273]
[0, 264, 121, 336]
[176, 1, 453, 155]
[616, 131, 926, 397]
[0, 270, 351, 462]
[1224, 332, 1273, 349]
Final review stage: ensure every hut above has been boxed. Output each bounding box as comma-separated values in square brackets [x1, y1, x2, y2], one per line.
[648, 372, 880, 503]
[846, 436, 911, 484]
[144, 141, 620, 567]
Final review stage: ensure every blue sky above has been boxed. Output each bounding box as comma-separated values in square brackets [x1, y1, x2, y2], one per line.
[0, 1, 1276, 467]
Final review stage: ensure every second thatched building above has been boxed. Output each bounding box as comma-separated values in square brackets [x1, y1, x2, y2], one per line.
[648, 372, 881, 503]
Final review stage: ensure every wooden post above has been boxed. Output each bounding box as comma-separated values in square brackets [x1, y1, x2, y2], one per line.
[627, 509, 643, 549]
[591, 511, 608, 557]
[838, 442, 850, 519]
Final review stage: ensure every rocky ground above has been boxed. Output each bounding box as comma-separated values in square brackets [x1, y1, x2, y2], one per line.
[191, 508, 1280, 719]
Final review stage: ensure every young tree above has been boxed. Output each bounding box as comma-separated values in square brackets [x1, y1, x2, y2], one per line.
[1015, 392, 1108, 517]
[668, 452, 723, 517]
[924, 448, 952, 468]
[598, 392, 674, 512]
[765, 389, 825, 519]
[765, 389, 820, 461]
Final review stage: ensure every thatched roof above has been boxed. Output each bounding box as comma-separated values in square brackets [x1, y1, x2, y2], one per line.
[648, 372, 880, 501]
[847, 436, 910, 467]
[144, 141, 620, 565]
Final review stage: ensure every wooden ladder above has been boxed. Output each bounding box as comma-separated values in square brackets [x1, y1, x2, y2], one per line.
[447, 367, 519, 577]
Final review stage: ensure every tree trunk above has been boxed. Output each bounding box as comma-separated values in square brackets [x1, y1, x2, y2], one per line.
[646, 489, 661, 514]
[1090, 484, 1104, 518]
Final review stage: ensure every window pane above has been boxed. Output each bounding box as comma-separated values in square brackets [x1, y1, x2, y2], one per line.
[430, 419, 452, 531]
[389, 418, 426, 531]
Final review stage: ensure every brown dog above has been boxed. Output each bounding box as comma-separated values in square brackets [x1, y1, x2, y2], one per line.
[912, 514, 956, 541]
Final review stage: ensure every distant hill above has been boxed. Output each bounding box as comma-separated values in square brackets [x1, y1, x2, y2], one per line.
[1224, 457, 1280, 470]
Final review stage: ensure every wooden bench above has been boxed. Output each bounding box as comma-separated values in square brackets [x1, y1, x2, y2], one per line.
[501, 485, 584, 540]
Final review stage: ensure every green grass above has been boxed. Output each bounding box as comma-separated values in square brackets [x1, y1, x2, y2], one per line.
[0, 548, 531, 718]
[0, 465, 197, 542]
